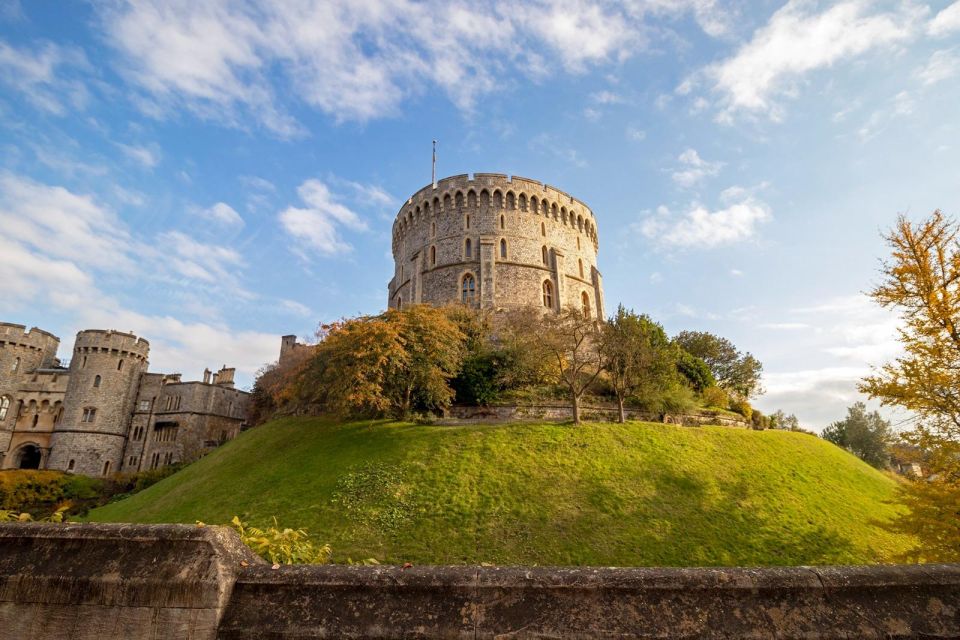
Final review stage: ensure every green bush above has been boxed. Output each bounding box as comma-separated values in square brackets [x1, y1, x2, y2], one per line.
[452, 353, 500, 406]
[729, 397, 753, 420]
[676, 352, 716, 392]
[701, 386, 728, 409]
[0, 471, 102, 513]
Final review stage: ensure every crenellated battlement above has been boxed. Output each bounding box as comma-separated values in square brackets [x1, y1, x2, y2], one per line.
[73, 329, 150, 360]
[0, 323, 60, 354]
[393, 174, 599, 253]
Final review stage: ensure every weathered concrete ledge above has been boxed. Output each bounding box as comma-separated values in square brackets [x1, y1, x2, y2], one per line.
[1, 523, 958, 639]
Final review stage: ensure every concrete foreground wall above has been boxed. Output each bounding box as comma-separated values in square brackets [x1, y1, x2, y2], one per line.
[1, 524, 958, 640]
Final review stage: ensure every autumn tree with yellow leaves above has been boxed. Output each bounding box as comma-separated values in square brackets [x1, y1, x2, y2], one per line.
[860, 210, 960, 561]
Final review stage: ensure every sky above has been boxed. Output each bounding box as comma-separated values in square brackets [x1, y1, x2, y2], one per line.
[1, 0, 958, 429]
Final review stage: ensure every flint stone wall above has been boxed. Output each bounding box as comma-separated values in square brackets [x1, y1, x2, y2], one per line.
[1, 523, 957, 640]
[445, 403, 752, 428]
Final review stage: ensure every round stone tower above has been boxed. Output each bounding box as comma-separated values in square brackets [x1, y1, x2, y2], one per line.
[47, 330, 149, 476]
[0, 323, 60, 457]
[388, 173, 604, 318]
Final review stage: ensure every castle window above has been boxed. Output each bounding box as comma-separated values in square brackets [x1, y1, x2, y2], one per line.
[0, 396, 9, 421]
[531, 197, 539, 214]
[93, 375, 101, 388]
[67, 459, 75, 472]
[480, 190, 489, 208]
[494, 190, 503, 209]
[500, 239, 507, 259]
[118, 359, 124, 371]
[11, 357, 19, 373]
[465, 238, 473, 258]
[579, 259, 584, 278]
[82, 407, 97, 423]
[551, 203, 558, 219]
[542, 245, 549, 266]
[506, 192, 515, 210]
[431, 222, 436, 237]
[138, 400, 151, 412]
[461, 273, 476, 303]
[582, 291, 591, 318]
[455, 192, 464, 209]
[128, 456, 137, 467]
[577, 237, 581, 250]
[443, 194, 451, 211]
[541, 222, 546, 237]
[500, 215, 505, 230]
[102, 461, 111, 476]
[430, 245, 437, 266]
[465, 214, 470, 229]
[542, 280, 554, 308]
[467, 190, 476, 208]
[82, 356, 87, 368]
[31, 414, 38, 429]
[519, 194, 527, 211]
[396, 296, 402, 309]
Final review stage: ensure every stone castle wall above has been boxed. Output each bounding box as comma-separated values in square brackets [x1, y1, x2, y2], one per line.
[0, 323, 61, 460]
[388, 174, 604, 317]
[48, 330, 150, 476]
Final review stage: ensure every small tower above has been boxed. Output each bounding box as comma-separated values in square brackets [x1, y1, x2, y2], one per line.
[47, 330, 149, 476]
[0, 324, 60, 464]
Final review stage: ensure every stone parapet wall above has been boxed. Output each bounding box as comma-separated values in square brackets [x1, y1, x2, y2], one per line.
[1, 523, 957, 639]
[445, 403, 752, 428]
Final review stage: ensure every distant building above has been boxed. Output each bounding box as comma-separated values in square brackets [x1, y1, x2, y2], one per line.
[0, 322, 250, 476]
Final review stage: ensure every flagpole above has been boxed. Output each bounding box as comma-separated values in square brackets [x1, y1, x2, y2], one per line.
[432, 140, 437, 188]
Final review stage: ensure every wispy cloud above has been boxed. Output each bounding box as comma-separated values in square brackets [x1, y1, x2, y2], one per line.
[671, 148, 723, 187]
[636, 188, 771, 249]
[0, 39, 90, 114]
[917, 48, 959, 86]
[116, 142, 160, 168]
[929, 1, 960, 37]
[279, 178, 369, 257]
[199, 201, 244, 226]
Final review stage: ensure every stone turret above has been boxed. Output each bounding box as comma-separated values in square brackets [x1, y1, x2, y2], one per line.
[0, 324, 60, 457]
[46, 330, 149, 476]
[388, 173, 604, 318]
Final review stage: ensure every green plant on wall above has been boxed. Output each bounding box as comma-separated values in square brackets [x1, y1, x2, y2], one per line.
[229, 516, 332, 565]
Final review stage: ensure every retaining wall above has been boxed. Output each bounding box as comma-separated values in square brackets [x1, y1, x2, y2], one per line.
[1, 523, 957, 639]
[445, 403, 752, 428]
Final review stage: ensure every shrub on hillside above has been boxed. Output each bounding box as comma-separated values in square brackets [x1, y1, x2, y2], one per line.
[728, 396, 753, 421]
[0, 470, 101, 514]
[229, 516, 332, 565]
[701, 386, 728, 409]
[676, 352, 715, 392]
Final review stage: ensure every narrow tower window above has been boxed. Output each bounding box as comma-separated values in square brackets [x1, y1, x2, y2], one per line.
[465, 238, 473, 258]
[582, 291, 591, 318]
[541, 222, 546, 237]
[465, 215, 471, 229]
[93, 375, 101, 388]
[579, 259, 584, 278]
[0, 396, 9, 421]
[11, 357, 19, 373]
[430, 245, 437, 266]
[118, 359, 124, 371]
[542, 245, 549, 266]
[431, 222, 436, 237]
[102, 461, 111, 476]
[461, 273, 476, 303]
[542, 280, 554, 308]
[500, 215, 505, 230]
[67, 459, 75, 472]
[500, 239, 507, 259]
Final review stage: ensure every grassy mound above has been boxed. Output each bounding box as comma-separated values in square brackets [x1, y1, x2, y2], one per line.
[87, 418, 913, 566]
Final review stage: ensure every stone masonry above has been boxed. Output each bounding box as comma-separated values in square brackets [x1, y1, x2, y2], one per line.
[0, 322, 250, 476]
[388, 174, 605, 317]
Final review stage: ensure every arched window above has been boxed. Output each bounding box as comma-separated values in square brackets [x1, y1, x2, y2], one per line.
[542, 280, 554, 308]
[455, 192, 464, 209]
[465, 214, 471, 229]
[519, 194, 527, 211]
[500, 239, 507, 259]
[465, 238, 473, 258]
[531, 197, 539, 214]
[11, 357, 19, 373]
[82, 407, 97, 423]
[493, 190, 503, 209]
[93, 375, 101, 388]
[582, 291, 591, 318]
[541, 222, 546, 237]
[443, 194, 451, 211]
[461, 273, 476, 303]
[81, 355, 87, 368]
[579, 259, 584, 278]
[0, 396, 9, 421]
[431, 221, 436, 237]
[467, 190, 476, 208]
[480, 190, 490, 208]
[396, 296, 402, 309]
[67, 459, 75, 472]
[551, 203, 558, 219]
[542, 245, 549, 265]
[500, 215, 505, 230]
[430, 245, 437, 266]
[506, 192, 515, 210]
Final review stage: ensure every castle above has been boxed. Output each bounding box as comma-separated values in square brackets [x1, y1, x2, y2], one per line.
[0, 323, 250, 476]
[388, 174, 605, 316]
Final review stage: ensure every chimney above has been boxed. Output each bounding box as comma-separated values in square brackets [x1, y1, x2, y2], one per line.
[203, 368, 211, 384]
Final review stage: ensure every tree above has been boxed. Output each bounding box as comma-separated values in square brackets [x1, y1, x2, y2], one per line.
[859, 211, 960, 560]
[675, 351, 715, 392]
[821, 402, 893, 468]
[504, 308, 604, 425]
[299, 306, 465, 419]
[769, 410, 800, 431]
[674, 331, 763, 398]
[600, 306, 676, 423]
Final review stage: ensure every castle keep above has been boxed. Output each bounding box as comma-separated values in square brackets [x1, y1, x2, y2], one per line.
[0, 322, 250, 476]
[388, 174, 605, 317]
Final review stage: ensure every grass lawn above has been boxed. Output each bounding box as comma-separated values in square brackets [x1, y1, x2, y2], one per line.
[87, 417, 914, 566]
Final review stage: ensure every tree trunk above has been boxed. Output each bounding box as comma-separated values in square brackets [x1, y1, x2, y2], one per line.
[572, 392, 581, 425]
[617, 396, 625, 423]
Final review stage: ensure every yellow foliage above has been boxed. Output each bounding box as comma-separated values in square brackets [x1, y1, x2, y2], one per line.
[230, 516, 332, 565]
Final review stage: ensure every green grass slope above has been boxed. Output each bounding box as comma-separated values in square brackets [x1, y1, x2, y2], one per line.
[88, 418, 914, 566]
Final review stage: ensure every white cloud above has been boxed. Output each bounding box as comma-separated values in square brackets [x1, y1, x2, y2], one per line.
[117, 142, 160, 168]
[929, 1, 960, 37]
[590, 90, 622, 104]
[671, 148, 723, 187]
[0, 39, 89, 114]
[917, 48, 959, 85]
[637, 191, 771, 249]
[759, 322, 809, 330]
[626, 126, 646, 141]
[531, 133, 588, 168]
[158, 231, 246, 289]
[857, 90, 915, 141]
[96, 1, 735, 133]
[200, 201, 244, 226]
[280, 299, 312, 317]
[279, 178, 368, 257]
[730, 268, 744, 277]
[702, 0, 919, 121]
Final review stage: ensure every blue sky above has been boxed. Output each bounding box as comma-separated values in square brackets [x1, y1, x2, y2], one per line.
[1, 0, 958, 428]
